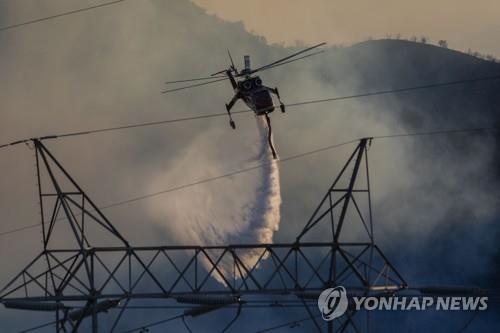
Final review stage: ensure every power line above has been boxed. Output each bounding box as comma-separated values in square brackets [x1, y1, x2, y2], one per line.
[0, 138, 357, 237]
[251, 307, 482, 333]
[122, 304, 321, 333]
[286, 74, 500, 108]
[0, 126, 497, 238]
[253, 315, 322, 333]
[0, 223, 41, 237]
[18, 314, 183, 333]
[0, 0, 128, 32]
[122, 314, 184, 333]
[457, 311, 480, 333]
[1, 74, 499, 150]
[16, 302, 320, 333]
[15, 295, 499, 332]
[19, 320, 56, 333]
[372, 127, 499, 140]
[126, 291, 500, 333]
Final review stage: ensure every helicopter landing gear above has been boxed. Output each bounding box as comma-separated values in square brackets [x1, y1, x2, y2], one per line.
[226, 103, 236, 129]
[272, 87, 286, 113]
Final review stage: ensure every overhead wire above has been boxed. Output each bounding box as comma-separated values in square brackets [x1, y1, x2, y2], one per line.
[122, 313, 184, 333]
[0, 126, 498, 238]
[0, 0, 129, 32]
[252, 314, 322, 333]
[1, 74, 499, 238]
[121, 303, 319, 333]
[16, 294, 497, 333]
[18, 320, 57, 333]
[286, 74, 500, 107]
[2, 74, 500, 149]
[15, 302, 321, 333]
[0, 138, 358, 237]
[456, 311, 480, 333]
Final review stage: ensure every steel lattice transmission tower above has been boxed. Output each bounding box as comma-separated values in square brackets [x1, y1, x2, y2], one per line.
[0, 138, 407, 332]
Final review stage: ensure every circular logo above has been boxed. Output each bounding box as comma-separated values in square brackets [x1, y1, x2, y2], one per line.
[318, 286, 348, 321]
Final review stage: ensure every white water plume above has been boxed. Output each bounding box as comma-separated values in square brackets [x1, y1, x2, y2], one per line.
[148, 115, 281, 283]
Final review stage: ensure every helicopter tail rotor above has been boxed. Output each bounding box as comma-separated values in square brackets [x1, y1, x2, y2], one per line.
[228, 50, 237, 72]
[211, 50, 238, 77]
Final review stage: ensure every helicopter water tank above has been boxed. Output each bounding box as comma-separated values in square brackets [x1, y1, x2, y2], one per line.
[244, 55, 251, 71]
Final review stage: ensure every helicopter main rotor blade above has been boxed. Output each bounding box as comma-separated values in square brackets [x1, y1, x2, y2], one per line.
[161, 77, 228, 94]
[244, 42, 326, 76]
[165, 75, 227, 85]
[211, 69, 228, 76]
[256, 50, 325, 73]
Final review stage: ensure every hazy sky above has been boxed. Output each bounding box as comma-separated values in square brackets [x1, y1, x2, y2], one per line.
[0, 0, 499, 331]
[193, 0, 500, 57]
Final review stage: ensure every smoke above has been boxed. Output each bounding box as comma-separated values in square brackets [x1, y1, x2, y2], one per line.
[147, 115, 281, 281]
[0, 0, 499, 329]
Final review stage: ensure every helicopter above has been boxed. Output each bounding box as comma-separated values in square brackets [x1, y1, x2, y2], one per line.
[163, 42, 326, 159]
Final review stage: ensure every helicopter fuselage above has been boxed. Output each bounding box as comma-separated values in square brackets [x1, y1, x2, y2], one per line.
[237, 76, 275, 115]
[225, 69, 275, 115]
